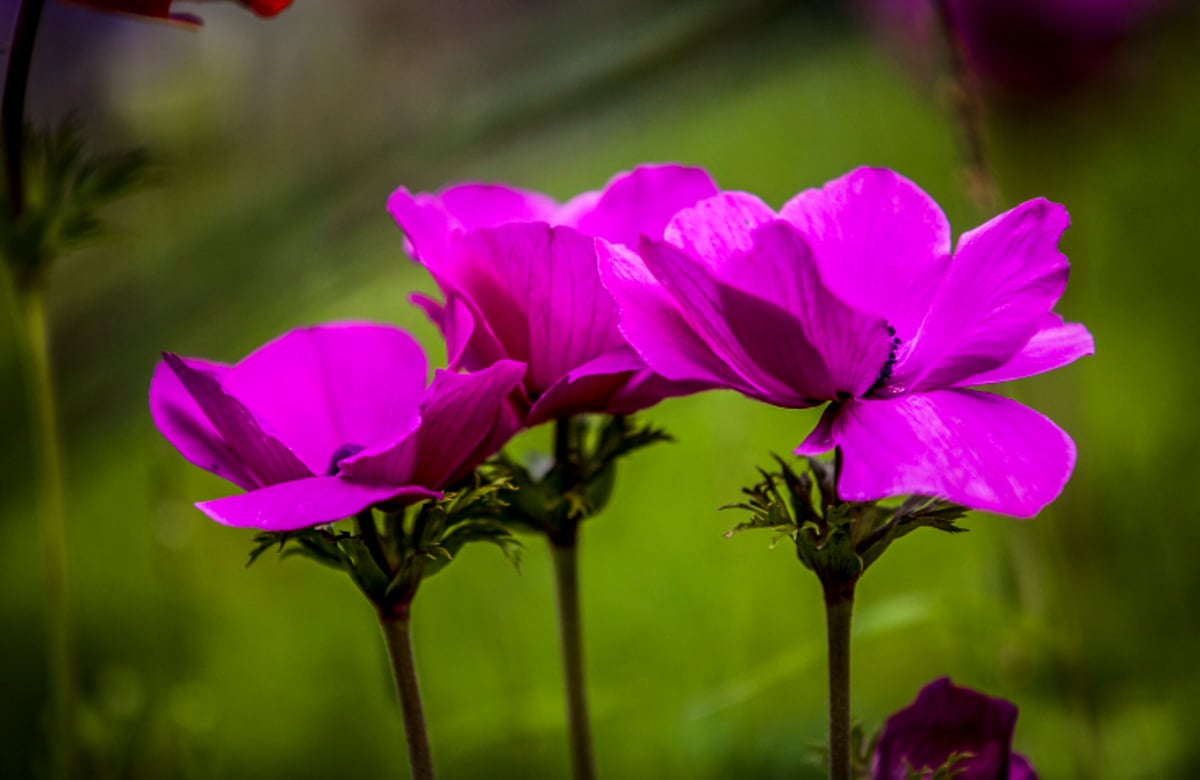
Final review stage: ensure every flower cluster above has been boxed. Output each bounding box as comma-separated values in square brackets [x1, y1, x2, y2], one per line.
[151, 164, 1088, 779]
[153, 163, 1092, 533]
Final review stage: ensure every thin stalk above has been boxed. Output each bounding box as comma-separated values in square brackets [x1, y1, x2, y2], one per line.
[379, 608, 435, 780]
[19, 286, 74, 780]
[822, 578, 856, 780]
[932, 0, 998, 213]
[550, 532, 596, 780]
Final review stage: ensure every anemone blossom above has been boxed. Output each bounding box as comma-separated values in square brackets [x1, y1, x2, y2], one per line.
[150, 322, 525, 531]
[600, 167, 1093, 517]
[388, 164, 719, 426]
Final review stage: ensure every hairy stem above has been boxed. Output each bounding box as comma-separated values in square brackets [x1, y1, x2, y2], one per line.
[822, 579, 856, 780]
[379, 608, 435, 780]
[551, 531, 596, 780]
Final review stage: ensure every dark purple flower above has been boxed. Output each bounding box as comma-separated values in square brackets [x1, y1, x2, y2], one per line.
[600, 167, 1093, 517]
[388, 164, 719, 426]
[874, 678, 1037, 780]
[150, 322, 525, 531]
[860, 0, 1173, 96]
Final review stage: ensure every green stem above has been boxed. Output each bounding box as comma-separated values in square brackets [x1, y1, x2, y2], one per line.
[551, 531, 596, 780]
[379, 608, 435, 780]
[18, 286, 74, 780]
[822, 578, 856, 780]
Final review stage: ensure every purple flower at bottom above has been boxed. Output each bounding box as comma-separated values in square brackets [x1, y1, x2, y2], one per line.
[874, 678, 1037, 780]
[388, 163, 720, 426]
[600, 167, 1094, 517]
[150, 322, 526, 531]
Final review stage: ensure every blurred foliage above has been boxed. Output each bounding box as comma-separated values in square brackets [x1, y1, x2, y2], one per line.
[1, 1, 1198, 778]
[0, 118, 152, 290]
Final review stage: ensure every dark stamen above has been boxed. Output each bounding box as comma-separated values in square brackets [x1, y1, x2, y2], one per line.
[327, 443, 365, 476]
[869, 324, 902, 394]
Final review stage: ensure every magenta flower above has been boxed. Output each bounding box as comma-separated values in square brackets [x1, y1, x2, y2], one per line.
[150, 322, 525, 531]
[874, 678, 1037, 779]
[600, 167, 1093, 517]
[388, 164, 720, 426]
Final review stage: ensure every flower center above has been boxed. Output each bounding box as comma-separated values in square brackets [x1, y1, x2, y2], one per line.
[327, 443, 365, 476]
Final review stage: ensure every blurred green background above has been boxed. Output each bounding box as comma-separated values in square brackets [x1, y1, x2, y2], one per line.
[2, 1, 1198, 777]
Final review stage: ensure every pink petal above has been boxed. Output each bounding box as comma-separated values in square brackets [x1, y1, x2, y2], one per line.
[197, 479, 438, 532]
[437, 183, 559, 229]
[161, 353, 311, 487]
[221, 323, 428, 476]
[387, 188, 457, 267]
[342, 361, 527, 489]
[956, 312, 1094, 387]
[450, 223, 626, 395]
[637, 224, 894, 405]
[598, 241, 757, 392]
[893, 198, 1072, 392]
[388, 184, 559, 270]
[663, 190, 777, 271]
[149, 358, 259, 490]
[718, 222, 897, 399]
[811, 389, 1076, 517]
[780, 167, 952, 339]
[562, 163, 719, 247]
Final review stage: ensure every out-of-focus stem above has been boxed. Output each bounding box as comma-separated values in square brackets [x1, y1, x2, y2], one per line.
[822, 578, 856, 780]
[4, 0, 45, 218]
[379, 608, 436, 780]
[19, 286, 74, 780]
[932, 0, 999, 213]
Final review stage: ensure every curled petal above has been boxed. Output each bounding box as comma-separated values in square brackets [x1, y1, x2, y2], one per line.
[957, 312, 1094, 387]
[150, 358, 258, 490]
[563, 163, 719, 247]
[342, 361, 527, 489]
[893, 198, 1072, 392]
[160, 353, 311, 487]
[636, 225, 894, 405]
[780, 166, 952, 337]
[526, 346, 702, 425]
[221, 323, 428, 476]
[811, 389, 1075, 517]
[451, 223, 625, 395]
[599, 240, 754, 392]
[197, 479, 437, 532]
[388, 188, 457, 266]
